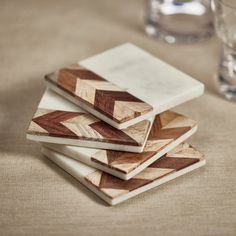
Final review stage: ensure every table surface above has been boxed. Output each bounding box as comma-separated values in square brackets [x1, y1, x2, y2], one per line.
[1, 1, 236, 236]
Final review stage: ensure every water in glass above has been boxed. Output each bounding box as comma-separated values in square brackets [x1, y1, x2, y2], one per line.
[145, 0, 214, 43]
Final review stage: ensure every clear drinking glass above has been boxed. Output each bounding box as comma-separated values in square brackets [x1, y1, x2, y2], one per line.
[211, 0, 236, 101]
[145, 0, 214, 43]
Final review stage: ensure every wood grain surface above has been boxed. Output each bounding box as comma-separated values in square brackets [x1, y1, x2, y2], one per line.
[45, 64, 153, 123]
[91, 111, 197, 174]
[27, 108, 151, 146]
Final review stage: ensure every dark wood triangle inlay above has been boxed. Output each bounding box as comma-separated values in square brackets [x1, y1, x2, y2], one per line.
[90, 121, 139, 145]
[149, 156, 199, 171]
[33, 110, 79, 138]
[99, 172, 151, 191]
[94, 90, 144, 119]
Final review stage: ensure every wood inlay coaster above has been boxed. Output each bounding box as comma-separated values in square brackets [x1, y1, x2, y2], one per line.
[44, 110, 197, 180]
[26, 89, 153, 153]
[45, 43, 204, 129]
[42, 143, 206, 205]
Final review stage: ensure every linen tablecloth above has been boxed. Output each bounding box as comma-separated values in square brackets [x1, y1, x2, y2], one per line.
[0, 0, 235, 235]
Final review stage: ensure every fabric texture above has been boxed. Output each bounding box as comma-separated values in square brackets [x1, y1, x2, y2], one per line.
[0, 0, 235, 235]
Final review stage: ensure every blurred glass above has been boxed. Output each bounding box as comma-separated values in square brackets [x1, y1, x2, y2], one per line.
[212, 0, 236, 101]
[145, 0, 214, 43]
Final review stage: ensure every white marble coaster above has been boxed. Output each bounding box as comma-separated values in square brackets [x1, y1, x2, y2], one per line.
[45, 43, 204, 129]
[42, 143, 205, 205]
[43, 110, 198, 180]
[26, 89, 154, 152]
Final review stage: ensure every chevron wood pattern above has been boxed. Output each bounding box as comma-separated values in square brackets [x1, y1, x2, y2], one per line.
[45, 63, 153, 124]
[91, 111, 197, 174]
[85, 143, 204, 199]
[27, 108, 151, 147]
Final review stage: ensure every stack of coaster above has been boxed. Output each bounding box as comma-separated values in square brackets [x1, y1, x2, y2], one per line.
[26, 43, 206, 205]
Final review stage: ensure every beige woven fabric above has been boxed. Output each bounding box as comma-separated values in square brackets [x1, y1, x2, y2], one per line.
[0, 0, 236, 235]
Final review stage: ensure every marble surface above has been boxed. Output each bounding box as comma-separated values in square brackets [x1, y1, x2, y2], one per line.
[1, 0, 236, 235]
[42, 143, 205, 205]
[81, 43, 204, 108]
[44, 110, 197, 180]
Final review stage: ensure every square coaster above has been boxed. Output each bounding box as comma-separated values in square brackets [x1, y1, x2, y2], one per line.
[44, 110, 197, 180]
[45, 43, 204, 129]
[42, 143, 205, 205]
[26, 89, 154, 153]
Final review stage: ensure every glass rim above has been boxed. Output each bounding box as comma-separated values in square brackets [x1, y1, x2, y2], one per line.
[217, 0, 236, 9]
